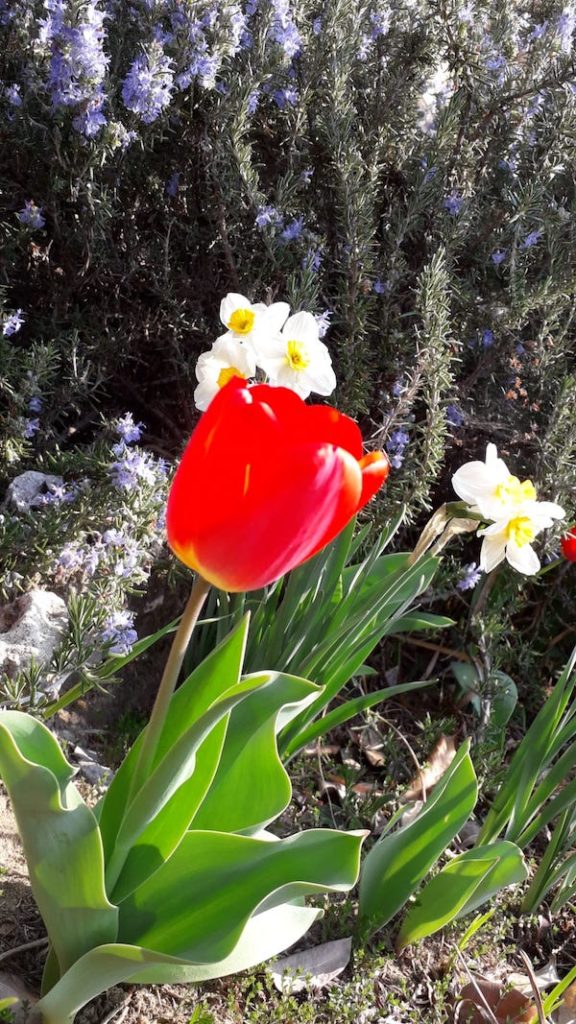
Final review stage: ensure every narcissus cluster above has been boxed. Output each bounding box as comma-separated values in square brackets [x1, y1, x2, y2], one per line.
[194, 293, 336, 410]
[452, 443, 565, 575]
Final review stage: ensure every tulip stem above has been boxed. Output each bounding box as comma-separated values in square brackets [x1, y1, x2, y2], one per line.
[129, 573, 211, 799]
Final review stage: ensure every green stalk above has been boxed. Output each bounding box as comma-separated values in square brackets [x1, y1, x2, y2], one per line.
[126, 574, 211, 804]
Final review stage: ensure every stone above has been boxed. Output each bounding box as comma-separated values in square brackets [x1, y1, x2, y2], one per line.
[0, 590, 68, 680]
[3, 471, 64, 513]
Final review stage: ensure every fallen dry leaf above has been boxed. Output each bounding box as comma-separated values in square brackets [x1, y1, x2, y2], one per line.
[456, 977, 538, 1024]
[508, 959, 560, 996]
[404, 734, 457, 801]
[269, 937, 352, 994]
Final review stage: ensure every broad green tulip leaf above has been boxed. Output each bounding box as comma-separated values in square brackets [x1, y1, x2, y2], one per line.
[358, 741, 477, 939]
[119, 828, 365, 961]
[99, 617, 250, 862]
[0, 712, 117, 975]
[106, 671, 277, 892]
[396, 841, 527, 948]
[190, 672, 321, 834]
[35, 902, 321, 1024]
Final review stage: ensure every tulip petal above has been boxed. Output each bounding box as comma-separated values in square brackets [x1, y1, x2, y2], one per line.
[167, 379, 388, 592]
[173, 444, 362, 591]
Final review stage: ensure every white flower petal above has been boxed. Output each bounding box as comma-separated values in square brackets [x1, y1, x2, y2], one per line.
[281, 310, 319, 344]
[479, 532, 507, 572]
[220, 293, 251, 327]
[506, 541, 540, 575]
[260, 302, 291, 333]
[194, 378, 218, 411]
[531, 501, 565, 521]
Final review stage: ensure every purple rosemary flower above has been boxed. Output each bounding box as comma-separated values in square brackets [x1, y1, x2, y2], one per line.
[557, 6, 576, 52]
[386, 428, 409, 469]
[444, 193, 464, 216]
[281, 216, 304, 242]
[115, 412, 144, 444]
[122, 45, 174, 123]
[272, 85, 298, 109]
[312, 17, 322, 35]
[2, 309, 25, 336]
[28, 396, 42, 412]
[255, 204, 283, 229]
[481, 329, 495, 348]
[315, 310, 332, 339]
[110, 445, 164, 491]
[491, 249, 507, 266]
[247, 88, 260, 113]
[166, 171, 181, 197]
[58, 543, 84, 571]
[446, 404, 464, 427]
[17, 201, 45, 229]
[100, 609, 138, 655]
[373, 278, 387, 295]
[47, 0, 109, 136]
[22, 418, 40, 438]
[302, 248, 322, 272]
[270, 0, 302, 59]
[457, 562, 482, 591]
[522, 229, 542, 248]
[5, 83, 22, 106]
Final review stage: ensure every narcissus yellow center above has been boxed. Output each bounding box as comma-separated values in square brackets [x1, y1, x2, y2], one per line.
[495, 475, 536, 505]
[286, 340, 310, 371]
[506, 516, 536, 547]
[217, 366, 245, 389]
[227, 308, 255, 334]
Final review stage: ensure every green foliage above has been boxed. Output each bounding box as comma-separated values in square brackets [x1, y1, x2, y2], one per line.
[357, 741, 478, 939]
[0, 617, 364, 1024]
[477, 644, 576, 913]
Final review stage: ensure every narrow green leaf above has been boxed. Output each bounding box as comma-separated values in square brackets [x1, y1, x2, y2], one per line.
[281, 679, 434, 759]
[358, 741, 477, 939]
[0, 712, 117, 976]
[397, 841, 527, 947]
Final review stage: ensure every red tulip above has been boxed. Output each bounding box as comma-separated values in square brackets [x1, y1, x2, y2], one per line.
[166, 378, 390, 591]
[561, 524, 576, 563]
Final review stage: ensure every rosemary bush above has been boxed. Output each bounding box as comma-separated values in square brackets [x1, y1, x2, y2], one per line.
[1, 0, 576, 703]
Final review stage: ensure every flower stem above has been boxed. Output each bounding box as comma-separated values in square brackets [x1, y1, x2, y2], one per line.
[128, 573, 211, 799]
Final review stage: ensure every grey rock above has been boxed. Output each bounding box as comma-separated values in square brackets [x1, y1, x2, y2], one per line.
[4, 470, 64, 512]
[0, 590, 68, 680]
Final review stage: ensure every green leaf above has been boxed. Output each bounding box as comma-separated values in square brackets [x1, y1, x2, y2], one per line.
[0, 998, 18, 1012]
[191, 672, 321, 834]
[99, 617, 250, 872]
[396, 841, 527, 947]
[281, 679, 434, 758]
[106, 671, 277, 895]
[386, 614, 454, 633]
[358, 741, 477, 939]
[0, 712, 117, 977]
[119, 828, 365, 961]
[35, 902, 322, 1024]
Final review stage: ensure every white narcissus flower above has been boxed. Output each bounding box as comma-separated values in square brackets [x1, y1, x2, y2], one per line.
[251, 310, 336, 399]
[219, 292, 289, 343]
[452, 443, 538, 521]
[193, 335, 256, 411]
[478, 501, 565, 575]
[452, 443, 565, 576]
